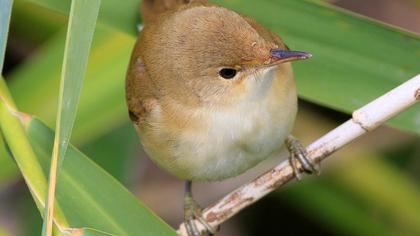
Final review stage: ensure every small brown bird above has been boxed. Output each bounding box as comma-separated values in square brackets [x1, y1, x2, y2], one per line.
[126, 0, 317, 235]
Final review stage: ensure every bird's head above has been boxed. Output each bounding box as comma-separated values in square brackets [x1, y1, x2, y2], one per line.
[139, 5, 311, 107]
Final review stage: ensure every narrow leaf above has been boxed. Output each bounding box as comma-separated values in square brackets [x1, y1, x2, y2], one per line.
[43, 0, 100, 235]
[53, 0, 100, 168]
[0, 81, 176, 235]
[0, 127, 18, 183]
[0, 0, 13, 73]
[25, 115, 177, 236]
[0, 82, 69, 229]
[0, 1, 19, 183]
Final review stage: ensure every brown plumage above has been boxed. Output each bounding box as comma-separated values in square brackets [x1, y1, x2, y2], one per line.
[126, 0, 310, 181]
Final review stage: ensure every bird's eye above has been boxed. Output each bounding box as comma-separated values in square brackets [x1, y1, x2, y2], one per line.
[219, 68, 237, 79]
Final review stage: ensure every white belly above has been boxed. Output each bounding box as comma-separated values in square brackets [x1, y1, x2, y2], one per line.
[184, 101, 296, 181]
[143, 66, 297, 181]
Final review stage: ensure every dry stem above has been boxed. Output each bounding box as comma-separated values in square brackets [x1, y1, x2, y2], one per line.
[178, 74, 420, 235]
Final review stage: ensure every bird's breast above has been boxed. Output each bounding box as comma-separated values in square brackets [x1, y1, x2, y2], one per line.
[141, 65, 297, 181]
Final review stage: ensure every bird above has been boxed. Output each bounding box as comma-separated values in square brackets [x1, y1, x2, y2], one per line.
[126, 0, 318, 235]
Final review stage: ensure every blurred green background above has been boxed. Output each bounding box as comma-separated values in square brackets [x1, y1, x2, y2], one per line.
[1, 0, 420, 235]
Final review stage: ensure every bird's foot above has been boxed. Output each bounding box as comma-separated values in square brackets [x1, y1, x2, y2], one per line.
[184, 181, 217, 236]
[285, 135, 320, 180]
[184, 196, 217, 236]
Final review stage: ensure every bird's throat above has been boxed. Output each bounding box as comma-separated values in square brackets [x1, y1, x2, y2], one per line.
[245, 66, 277, 101]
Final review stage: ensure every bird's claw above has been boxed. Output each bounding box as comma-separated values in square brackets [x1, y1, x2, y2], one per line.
[184, 195, 217, 236]
[286, 135, 320, 180]
[184, 181, 217, 236]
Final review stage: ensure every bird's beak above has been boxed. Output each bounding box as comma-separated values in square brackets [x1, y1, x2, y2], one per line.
[269, 49, 312, 64]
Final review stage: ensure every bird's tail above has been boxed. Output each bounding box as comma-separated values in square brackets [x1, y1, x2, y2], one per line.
[140, 0, 206, 24]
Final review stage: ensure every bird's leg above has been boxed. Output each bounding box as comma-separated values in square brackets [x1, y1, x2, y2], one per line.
[285, 135, 321, 180]
[184, 181, 217, 236]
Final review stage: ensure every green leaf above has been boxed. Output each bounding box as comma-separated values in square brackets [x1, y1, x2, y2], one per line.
[0, 131, 18, 184]
[334, 156, 420, 235]
[6, 26, 134, 184]
[42, 0, 100, 235]
[23, 0, 420, 135]
[81, 122, 138, 182]
[10, 0, 65, 43]
[0, 79, 60, 224]
[8, 26, 134, 145]
[0, 1, 19, 184]
[26, 0, 139, 35]
[284, 153, 420, 236]
[25, 115, 177, 236]
[0, 0, 13, 73]
[0, 80, 176, 235]
[285, 179, 399, 236]
[51, 0, 100, 169]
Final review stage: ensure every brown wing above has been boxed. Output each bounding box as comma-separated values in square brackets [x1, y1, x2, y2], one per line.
[125, 45, 158, 125]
